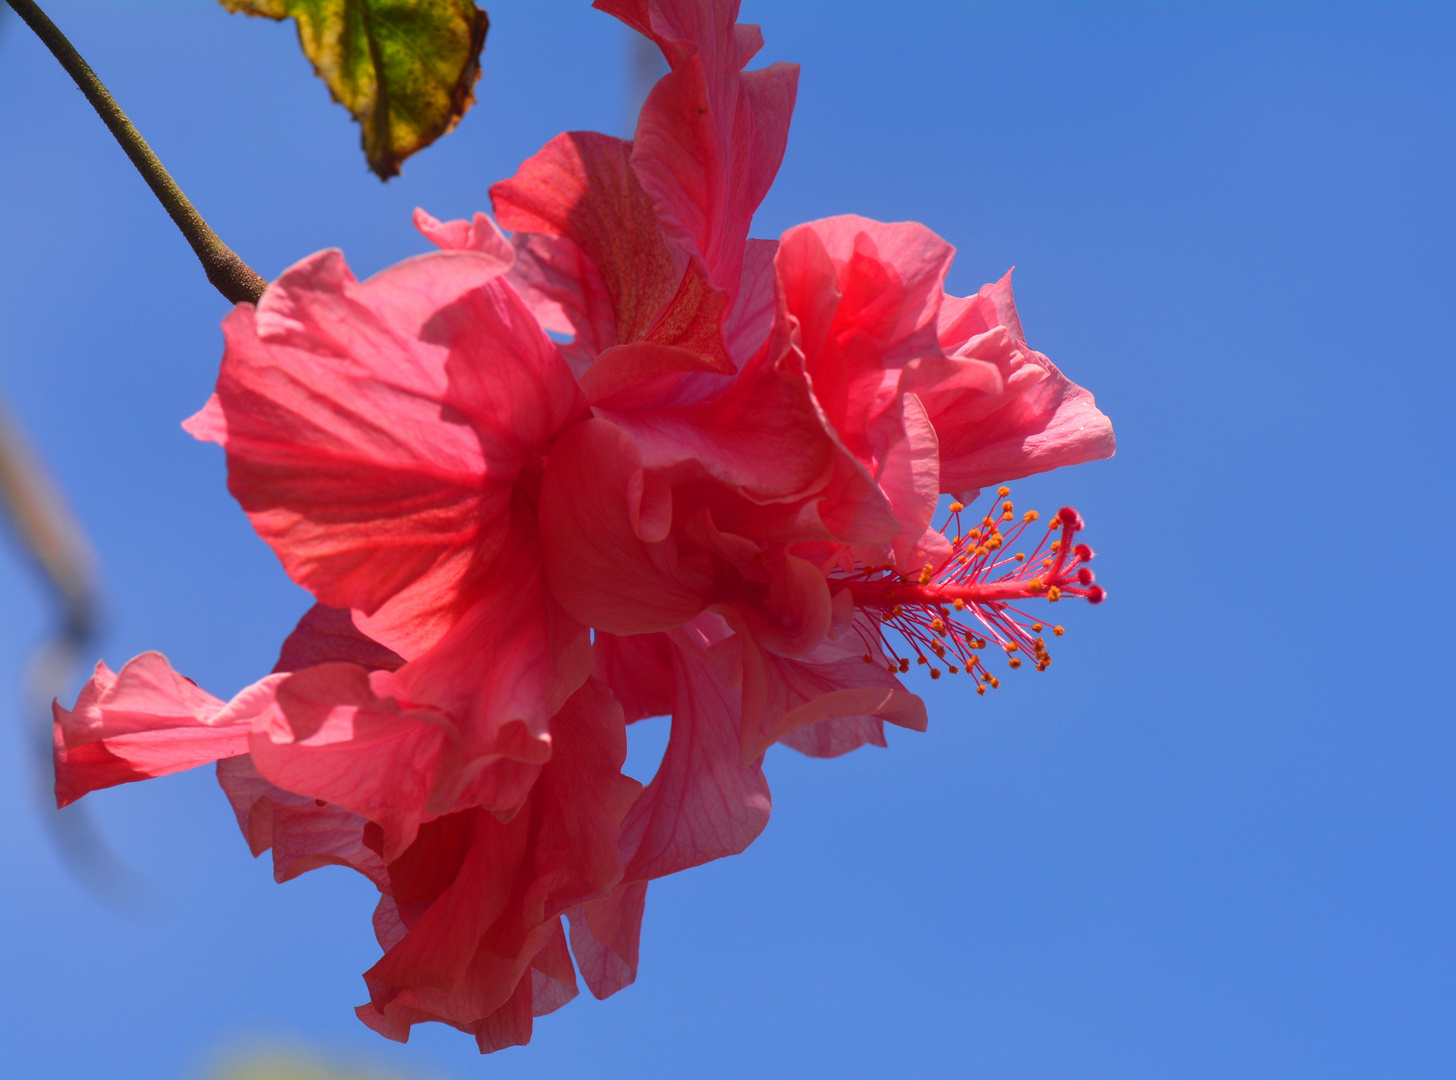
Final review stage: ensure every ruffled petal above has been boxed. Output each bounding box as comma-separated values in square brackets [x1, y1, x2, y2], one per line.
[923, 272, 1116, 490]
[776, 216, 954, 465]
[598, 0, 799, 299]
[539, 418, 712, 635]
[491, 131, 732, 377]
[53, 653, 281, 807]
[357, 678, 639, 1046]
[745, 613, 927, 760]
[567, 879, 648, 999]
[619, 627, 771, 881]
[505, 232, 615, 377]
[877, 392, 950, 570]
[216, 755, 387, 886]
[592, 632, 673, 723]
[248, 663, 457, 862]
[598, 332, 840, 502]
[411, 208, 515, 265]
[385, 496, 591, 766]
[272, 603, 404, 675]
[188, 249, 515, 659]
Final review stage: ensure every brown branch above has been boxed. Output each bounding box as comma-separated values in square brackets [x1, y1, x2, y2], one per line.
[5, 0, 267, 304]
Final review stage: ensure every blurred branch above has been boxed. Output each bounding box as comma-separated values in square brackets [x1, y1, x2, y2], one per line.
[0, 387, 137, 904]
[3, 0, 267, 304]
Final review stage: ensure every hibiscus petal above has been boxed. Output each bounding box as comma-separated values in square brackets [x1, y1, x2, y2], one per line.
[189, 249, 509, 659]
[360, 678, 638, 1044]
[52, 654, 282, 807]
[540, 418, 712, 635]
[272, 603, 404, 675]
[926, 272, 1116, 490]
[776, 216, 954, 463]
[619, 630, 771, 881]
[491, 131, 732, 375]
[723, 236, 778, 358]
[506, 231, 615, 366]
[411, 208, 515, 266]
[745, 614, 928, 760]
[878, 392, 950, 571]
[599, 0, 799, 298]
[593, 632, 673, 723]
[567, 879, 649, 999]
[215, 755, 387, 886]
[429, 279, 591, 460]
[385, 495, 592, 765]
[248, 663, 453, 862]
[598, 333, 839, 503]
[579, 341, 734, 410]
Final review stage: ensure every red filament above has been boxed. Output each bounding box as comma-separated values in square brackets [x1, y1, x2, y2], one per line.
[841, 486, 1105, 691]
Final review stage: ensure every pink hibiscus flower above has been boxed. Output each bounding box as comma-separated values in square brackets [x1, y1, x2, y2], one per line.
[52, 0, 1115, 1052]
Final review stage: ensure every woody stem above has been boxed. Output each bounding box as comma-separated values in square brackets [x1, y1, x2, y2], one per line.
[5, 0, 267, 304]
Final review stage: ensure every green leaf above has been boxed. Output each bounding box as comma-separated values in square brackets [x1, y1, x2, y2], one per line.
[222, 0, 488, 179]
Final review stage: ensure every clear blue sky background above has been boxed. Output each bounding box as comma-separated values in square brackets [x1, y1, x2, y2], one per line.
[2, 2, 1454, 1077]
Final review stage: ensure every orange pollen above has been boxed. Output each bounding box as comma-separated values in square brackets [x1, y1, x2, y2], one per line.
[836, 491, 1105, 694]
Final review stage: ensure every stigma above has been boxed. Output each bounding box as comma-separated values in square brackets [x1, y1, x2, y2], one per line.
[840, 487, 1104, 692]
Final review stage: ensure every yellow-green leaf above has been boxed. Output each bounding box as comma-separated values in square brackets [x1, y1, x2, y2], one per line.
[222, 0, 488, 179]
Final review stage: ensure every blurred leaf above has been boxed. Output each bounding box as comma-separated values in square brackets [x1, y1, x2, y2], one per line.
[215, 1051, 414, 1080]
[221, 0, 489, 179]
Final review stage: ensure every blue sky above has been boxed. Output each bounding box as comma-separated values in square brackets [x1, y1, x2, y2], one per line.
[2, 2, 1454, 1077]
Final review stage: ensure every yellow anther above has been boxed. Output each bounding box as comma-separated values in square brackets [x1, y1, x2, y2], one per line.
[1047, 586, 1062, 602]
[952, 597, 965, 610]
[997, 486, 1010, 497]
[930, 618, 945, 633]
[1013, 553, 1025, 562]
[1050, 540, 1061, 553]
[1031, 622, 1043, 632]
[1027, 578, 1045, 592]
[918, 565, 933, 586]
[917, 655, 927, 665]
[948, 665, 959, 674]
[1004, 642, 1019, 653]
[957, 553, 970, 564]
[1002, 512, 1014, 522]
[862, 654, 873, 664]
[1002, 500, 1014, 513]
[1023, 510, 1039, 523]
[1052, 625, 1065, 637]
[948, 501, 964, 514]
[1009, 657, 1023, 669]
[929, 668, 941, 680]
[976, 685, 986, 695]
